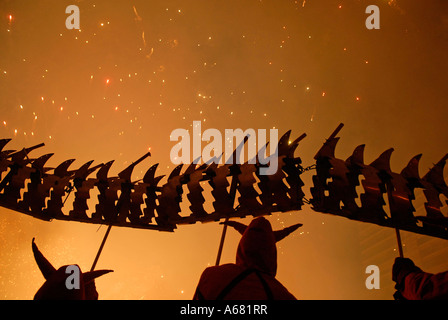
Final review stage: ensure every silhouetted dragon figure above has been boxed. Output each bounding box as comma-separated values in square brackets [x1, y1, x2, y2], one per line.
[0, 124, 447, 240]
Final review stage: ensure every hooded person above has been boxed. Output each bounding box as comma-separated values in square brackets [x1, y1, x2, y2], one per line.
[392, 257, 448, 300]
[32, 238, 113, 300]
[193, 216, 302, 300]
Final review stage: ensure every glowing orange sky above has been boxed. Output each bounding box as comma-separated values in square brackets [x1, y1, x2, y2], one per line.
[1, 0, 447, 299]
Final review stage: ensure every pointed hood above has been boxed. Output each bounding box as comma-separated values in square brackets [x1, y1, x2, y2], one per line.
[32, 237, 56, 280]
[224, 217, 302, 276]
[32, 238, 113, 300]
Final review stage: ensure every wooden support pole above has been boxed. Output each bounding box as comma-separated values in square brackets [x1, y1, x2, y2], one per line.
[215, 173, 238, 266]
[90, 224, 113, 271]
[395, 228, 404, 258]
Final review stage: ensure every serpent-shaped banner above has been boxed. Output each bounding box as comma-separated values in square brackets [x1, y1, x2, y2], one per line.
[0, 124, 447, 240]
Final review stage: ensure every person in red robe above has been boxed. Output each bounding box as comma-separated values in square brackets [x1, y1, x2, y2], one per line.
[393, 257, 448, 300]
[193, 216, 302, 300]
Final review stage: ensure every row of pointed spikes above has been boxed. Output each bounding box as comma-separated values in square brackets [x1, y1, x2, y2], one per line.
[315, 124, 448, 189]
[0, 129, 305, 187]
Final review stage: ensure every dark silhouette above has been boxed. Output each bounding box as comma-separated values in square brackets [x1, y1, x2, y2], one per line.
[1, 128, 447, 241]
[193, 217, 302, 300]
[32, 238, 113, 300]
[393, 257, 448, 300]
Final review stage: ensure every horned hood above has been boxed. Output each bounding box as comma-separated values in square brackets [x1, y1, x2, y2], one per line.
[32, 238, 113, 300]
[226, 217, 302, 277]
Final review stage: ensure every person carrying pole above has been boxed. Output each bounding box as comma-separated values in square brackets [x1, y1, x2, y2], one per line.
[194, 216, 302, 300]
[392, 257, 448, 300]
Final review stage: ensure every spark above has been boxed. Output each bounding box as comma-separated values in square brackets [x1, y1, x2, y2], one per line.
[133, 5, 142, 22]
[387, 0, 405, 14]
[142, 31, 147, 48]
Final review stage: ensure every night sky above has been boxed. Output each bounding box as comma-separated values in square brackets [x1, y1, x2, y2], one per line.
[1, 0, 447, 299]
